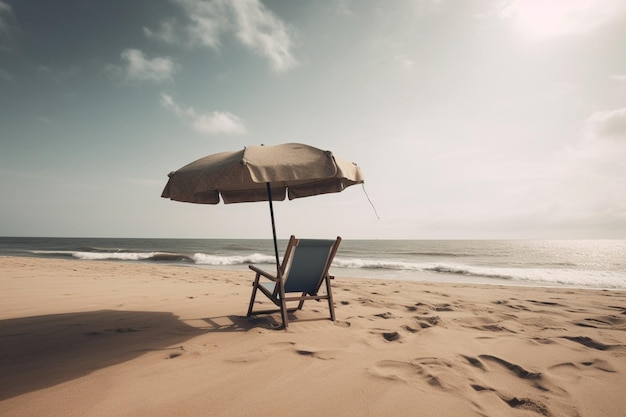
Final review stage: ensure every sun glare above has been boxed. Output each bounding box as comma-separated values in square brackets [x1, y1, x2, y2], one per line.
[501, 0, 623, 39]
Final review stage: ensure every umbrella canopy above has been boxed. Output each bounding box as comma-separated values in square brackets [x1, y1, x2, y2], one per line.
[161, 143, 364, 271]
[161, 143, 364, 204]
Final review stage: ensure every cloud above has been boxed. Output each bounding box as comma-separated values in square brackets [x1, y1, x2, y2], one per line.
[143, 19, 180, 44]
[178, 0, 229, 49]
[160, 92, 194, 118]
[560, 118, 625, 232]
[467, 106, 626, 237]
[146, 0, 297, 73]
[0, 1, 11, 30]
[0, 0, 17, 51]
[560, 107, 626, 176]
[192, 111, 247, 135]
[229, 0, 297, 73]
[492, 0, 626, 39]
[585, 107, 626, 141]
[160, 93, 247, 135]
[107, 49, 178, 83]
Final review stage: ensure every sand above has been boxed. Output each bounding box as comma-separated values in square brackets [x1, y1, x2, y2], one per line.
[1, 256, 625, 417]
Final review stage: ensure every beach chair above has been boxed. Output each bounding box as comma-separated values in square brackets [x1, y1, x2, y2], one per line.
[247, 235, 342, 329]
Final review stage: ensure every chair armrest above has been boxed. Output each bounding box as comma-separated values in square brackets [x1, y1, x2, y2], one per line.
[249, 264, 279, 281]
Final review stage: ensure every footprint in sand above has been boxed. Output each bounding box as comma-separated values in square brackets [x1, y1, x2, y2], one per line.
[460, 355, 486, 371]
[526, 299, 563, 307]
[494, 299, 531, 311]
[476, 324, 516, 333]
[479, 354, 558, 393]
[368, 359, 443, 388]
[530, 337, 556, 345]
[574, 315, 625, 330]
[559, 336, 615, 351]
[402, 325, 419, 333]
[470, 383, 494, 392]
[478, 355, 542, 380]
[357, 298, 387, 308]
[415, 315, 440, 328]
[382, 331, 400, 342]
[502, 397, 551, 416]
[292, 347, 337, 360]
[470, 356, 561, 416]
[549, 359, 617, 378]
[607, 305, 626, 315]
[580, 359, 617, 372]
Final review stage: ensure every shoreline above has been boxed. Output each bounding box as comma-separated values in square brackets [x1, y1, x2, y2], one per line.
[1, 256, 625, 416]
[3, 253, 625, 292]
[2, 237, 624, 291]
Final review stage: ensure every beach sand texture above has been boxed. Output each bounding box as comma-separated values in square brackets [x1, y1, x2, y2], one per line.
[1, 256, 625, 417]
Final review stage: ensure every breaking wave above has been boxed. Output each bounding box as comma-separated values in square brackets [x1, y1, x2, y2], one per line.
[333, 257, 626, 289]
[31, 250, 276, 266]
[29, 249, 626, 289]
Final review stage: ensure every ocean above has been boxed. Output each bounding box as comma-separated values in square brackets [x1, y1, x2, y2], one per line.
[1, 237, 624, 290]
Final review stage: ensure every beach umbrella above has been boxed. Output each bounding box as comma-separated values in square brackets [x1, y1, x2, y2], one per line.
[161, 142, 364, 272]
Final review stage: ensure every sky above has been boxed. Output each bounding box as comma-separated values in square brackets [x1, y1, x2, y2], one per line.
[1, 0, 625, 240]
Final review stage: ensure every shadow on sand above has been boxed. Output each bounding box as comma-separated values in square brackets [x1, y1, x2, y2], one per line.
[0, 310, 205, 400]
[200, 310, 331, 332]
[200, 314, 282, 331]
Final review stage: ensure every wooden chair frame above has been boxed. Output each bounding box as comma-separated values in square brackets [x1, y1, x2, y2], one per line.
[246, 235, 342, 329]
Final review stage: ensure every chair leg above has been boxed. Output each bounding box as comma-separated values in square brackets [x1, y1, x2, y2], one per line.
[247, 272, 261, 316]
[279, 300, 289, 329]
[325, 277, 336, 321]
[278, 278, 289, 329]
[297, 293, 306, 310]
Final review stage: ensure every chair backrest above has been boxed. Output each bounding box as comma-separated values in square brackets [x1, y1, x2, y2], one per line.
[282, 237, 341, 295]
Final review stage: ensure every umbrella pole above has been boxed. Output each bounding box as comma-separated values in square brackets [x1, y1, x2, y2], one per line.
[266, 183, 281, 273]
[267, 182, 288, 328]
